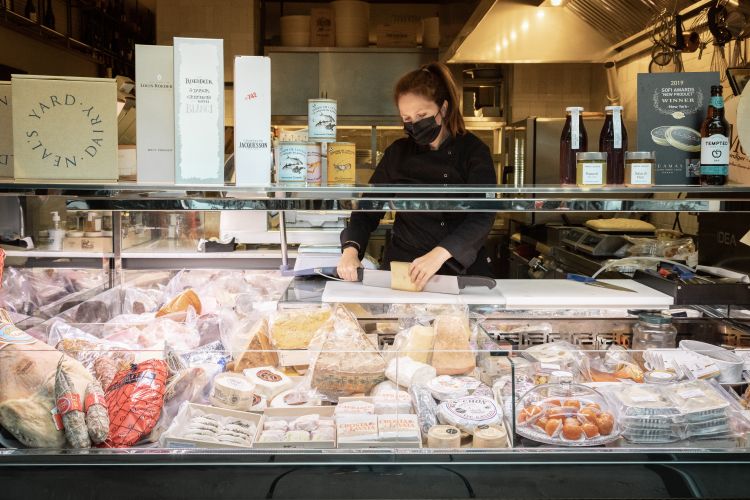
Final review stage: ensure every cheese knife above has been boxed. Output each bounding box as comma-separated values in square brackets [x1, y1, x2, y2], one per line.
[297, 267, 496, 295]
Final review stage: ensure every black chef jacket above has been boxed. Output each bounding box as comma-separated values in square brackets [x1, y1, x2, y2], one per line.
[340, 131, 497, 277]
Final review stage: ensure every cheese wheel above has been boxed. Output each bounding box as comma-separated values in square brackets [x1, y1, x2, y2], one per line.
[386, 356, 437, 388]
[390, 261, 420, 292]
[427, 425, 461, 448]
[472, 424, 507, 448]
[437, 396, 503, 433]
[209, 373, 256, 410]
[243, 366, 294, 399]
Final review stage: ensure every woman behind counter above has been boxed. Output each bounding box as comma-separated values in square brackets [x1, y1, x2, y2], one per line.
[337, 62, 497, 290]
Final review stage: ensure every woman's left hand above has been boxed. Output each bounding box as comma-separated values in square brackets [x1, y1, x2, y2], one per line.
[409, 247, 452, 291]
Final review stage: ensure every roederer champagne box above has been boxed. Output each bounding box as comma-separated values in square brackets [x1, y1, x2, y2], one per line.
[11, 75, 117, 182]
[136, 44, 175, 184]
[234, 56, 271, 186]
[0, 82, 12, 179]
[637, 72, 720, 185]
[173, 37, 225, 185]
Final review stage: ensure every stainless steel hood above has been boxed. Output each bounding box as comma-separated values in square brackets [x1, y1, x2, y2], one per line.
[444, 0, 695, 63]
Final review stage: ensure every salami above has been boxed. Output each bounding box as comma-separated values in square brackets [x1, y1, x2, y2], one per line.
[55, 359, 92, 449]
[84, 383, 109, 444]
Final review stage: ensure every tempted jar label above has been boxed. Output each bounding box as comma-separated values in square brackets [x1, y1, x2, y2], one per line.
[256, 369, 282, 383]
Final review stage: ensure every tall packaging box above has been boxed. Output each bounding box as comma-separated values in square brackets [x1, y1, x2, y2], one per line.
[310, 8, 335, 46]
[136, 44, 175, 184]
[0, 82, 12, 179]
[637, 72, 720, 185]
[234, 56, 271, 186]
[173, 37, 225, 185]
[11, 75, 117, 182]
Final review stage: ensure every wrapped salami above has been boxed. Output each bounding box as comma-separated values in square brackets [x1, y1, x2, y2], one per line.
[84, 383, 109, 444]
[55, 359, 91, 448]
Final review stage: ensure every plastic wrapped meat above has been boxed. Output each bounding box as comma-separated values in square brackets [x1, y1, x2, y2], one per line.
[103, 318, 201, 351]
[0, 311, 95, 448]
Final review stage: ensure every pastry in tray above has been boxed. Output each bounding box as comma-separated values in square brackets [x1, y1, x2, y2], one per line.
[666, 380, 730, 420]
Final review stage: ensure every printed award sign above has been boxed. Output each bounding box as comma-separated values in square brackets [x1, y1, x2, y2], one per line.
[637, 72, 720, 185]
[11, 75, 117, 182]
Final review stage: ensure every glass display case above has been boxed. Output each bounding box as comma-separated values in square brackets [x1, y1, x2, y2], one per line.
[1, 183, 750, 498]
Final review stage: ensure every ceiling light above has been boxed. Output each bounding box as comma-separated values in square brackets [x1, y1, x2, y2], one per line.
[495, 43, 500, 52]
[521, 20, 529, 31]
[502, 38, 508, 48]
[510, 31, 517, 40]
[550, 0, 564, 5]
[537, 10, 545, 19]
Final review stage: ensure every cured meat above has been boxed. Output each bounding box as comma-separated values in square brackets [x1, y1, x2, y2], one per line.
[0, 311, 94, 448]
[55, 360, 91, 448]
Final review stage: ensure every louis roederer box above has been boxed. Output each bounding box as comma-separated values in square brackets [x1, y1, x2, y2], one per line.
[173, 37, 225, 185]
[637, 72, 720, 185]
[11, 75, 117, 182]
[136, 44, 174, 184]
[234, 56, 271, 186]
[0, 82, 12, 179]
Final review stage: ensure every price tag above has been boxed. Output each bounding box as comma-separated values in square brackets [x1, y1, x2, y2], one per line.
[630, 395, 659, 403]
[678, 388, 705, 399]
[540, 363, 561, 371]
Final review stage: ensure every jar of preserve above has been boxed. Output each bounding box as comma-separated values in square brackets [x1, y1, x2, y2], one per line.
[575, 152, 606, 187]
[624, 152, 656, 187]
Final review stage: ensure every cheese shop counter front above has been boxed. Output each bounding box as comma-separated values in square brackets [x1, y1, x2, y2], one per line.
[1, 269, 750, 499]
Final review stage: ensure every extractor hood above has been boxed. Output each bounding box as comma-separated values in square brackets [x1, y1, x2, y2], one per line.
[444, 0, 695, 64]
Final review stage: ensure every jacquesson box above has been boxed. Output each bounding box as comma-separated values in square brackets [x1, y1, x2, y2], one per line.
[234, 56, 271, 186]
[11, 75, 117, 182]
[136, 44, 174, 184]
[173, 37, 224, 185]
[0, 82, 12, 179]
[637, 72, 720, 185]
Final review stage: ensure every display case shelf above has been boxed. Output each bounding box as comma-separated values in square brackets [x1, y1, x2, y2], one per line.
[1, 182, 749, 212]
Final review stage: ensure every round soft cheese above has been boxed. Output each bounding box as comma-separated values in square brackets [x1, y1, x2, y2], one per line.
[210, 373, 256, 410]
[437, 396, 503, 433]
[472, 424, 507, 448]
[427, 425, 461, 448]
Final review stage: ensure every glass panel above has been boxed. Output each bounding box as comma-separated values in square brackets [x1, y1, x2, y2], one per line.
[1, 269, 749, 461]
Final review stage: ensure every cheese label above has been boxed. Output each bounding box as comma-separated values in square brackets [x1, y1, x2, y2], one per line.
[678, 388, 705, 399]
[443, 397, 499, 422]
[256, 369, 282, 383]
[0, 315, 37, 349]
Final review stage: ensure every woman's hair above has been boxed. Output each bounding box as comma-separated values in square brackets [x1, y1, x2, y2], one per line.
[393, 62, 465, 136]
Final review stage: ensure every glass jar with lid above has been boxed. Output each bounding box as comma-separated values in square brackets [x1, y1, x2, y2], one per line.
[632, 314, 677, 364]
[624, 151, 656, 187]
[575, 151, 606, 187]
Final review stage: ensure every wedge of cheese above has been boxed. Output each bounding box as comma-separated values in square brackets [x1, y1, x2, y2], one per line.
[390, 261, 420, 292]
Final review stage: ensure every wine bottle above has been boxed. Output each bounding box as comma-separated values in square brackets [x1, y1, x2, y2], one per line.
[24, 0, 37, 22]
[42, 0, 54, 29]
[700, 85, 730, 186]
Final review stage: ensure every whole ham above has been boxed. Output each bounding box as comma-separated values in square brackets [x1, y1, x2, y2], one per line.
[0, 311, 94, 447]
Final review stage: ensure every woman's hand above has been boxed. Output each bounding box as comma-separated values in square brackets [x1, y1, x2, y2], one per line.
[409, 247, 452, 291]
[337, 247, 362, 281]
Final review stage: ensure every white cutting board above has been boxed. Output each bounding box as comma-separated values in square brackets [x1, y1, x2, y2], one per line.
[321, 281, 506, 305]
[497, 279, 673, 309]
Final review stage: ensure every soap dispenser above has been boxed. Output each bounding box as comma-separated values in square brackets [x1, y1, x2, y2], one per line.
[49, 211, 65, 251]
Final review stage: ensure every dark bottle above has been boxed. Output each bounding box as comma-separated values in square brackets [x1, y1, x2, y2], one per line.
[42, 0, 54, 29]
[599, 105, 627, 185]
[560, 106, 587, 185]
[24, 0, 36, 22]
[700, 85, 730, 186]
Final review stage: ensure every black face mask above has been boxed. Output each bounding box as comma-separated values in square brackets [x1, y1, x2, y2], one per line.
[404, 112, 442, 145]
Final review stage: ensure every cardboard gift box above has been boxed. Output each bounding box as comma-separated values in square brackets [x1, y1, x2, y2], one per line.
[173, 37, 225, 185]
[135, 44, 175, 184]
[11, 75, 118, 182]
[0, 82, 12, 179]
[234, 56, 271, 186]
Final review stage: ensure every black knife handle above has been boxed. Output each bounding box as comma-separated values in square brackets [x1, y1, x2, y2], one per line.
[457, 275, 497, 289]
